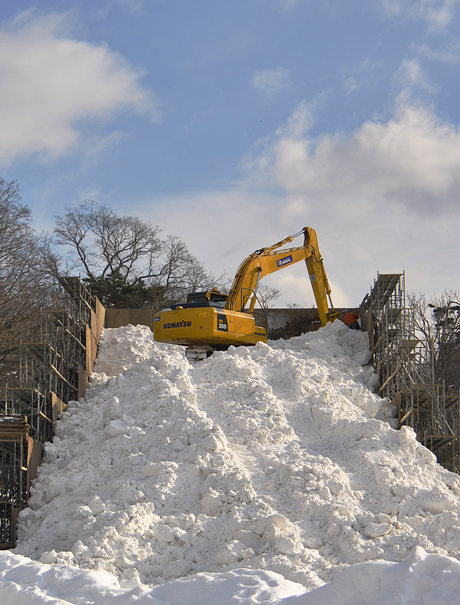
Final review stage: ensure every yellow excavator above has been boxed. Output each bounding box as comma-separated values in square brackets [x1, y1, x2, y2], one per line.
[153, 227, 339, 360]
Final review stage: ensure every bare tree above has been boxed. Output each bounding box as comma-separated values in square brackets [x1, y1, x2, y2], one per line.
[54, 202, 223, 308]
[54, 202, 163, 283]
[0, 180, 54, 389]
[408, 291, 460, 392]
[256, 285, 281, 310]
[252, 285, 281, 338]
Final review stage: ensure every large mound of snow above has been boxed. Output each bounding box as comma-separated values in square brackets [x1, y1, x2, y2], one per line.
[2, 322, 460, 603]
[3, 546, 460, 604]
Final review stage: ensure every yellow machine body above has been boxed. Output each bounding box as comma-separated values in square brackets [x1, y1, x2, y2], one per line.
[153, 306, 266, 348]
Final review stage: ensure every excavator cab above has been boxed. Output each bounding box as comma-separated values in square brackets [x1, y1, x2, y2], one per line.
[170, 290, 228, 310]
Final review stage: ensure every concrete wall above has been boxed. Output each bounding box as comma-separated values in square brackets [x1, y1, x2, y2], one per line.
[105, 308, 157, 330]
[254, 308, 323, 339]
[105, 307, 355, 340]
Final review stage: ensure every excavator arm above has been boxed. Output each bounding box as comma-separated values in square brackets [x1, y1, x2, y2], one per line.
[225, 227, 338, 326]
[153, 225, 338, 359]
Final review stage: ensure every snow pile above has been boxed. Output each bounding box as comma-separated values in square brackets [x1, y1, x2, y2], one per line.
[3, 546, 460, 604]
[2, 321, 460, 603]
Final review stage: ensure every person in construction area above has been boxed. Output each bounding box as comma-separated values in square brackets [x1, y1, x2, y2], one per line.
[342, 310, 360, 330]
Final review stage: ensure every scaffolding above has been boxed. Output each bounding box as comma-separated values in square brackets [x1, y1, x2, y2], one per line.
[0, 418, 29, 506]
[4, 390, 52, 444]
[0, 277, 104, 547]
[361, 272, 460, 473]
[0, 416, 33, 546]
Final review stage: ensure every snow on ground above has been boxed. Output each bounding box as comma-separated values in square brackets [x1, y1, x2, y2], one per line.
[2, 321, 460, 603]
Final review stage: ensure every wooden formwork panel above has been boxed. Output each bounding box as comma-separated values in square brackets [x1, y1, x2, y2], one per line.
[91, 307, 104, 342]
[78, 365, 89, 400]
[50, 392, 66, 424]
[94, 298, 105, 343]
[85, 327, 98, 374]
[91, 309, 97, 341]
[90, 330, 97, 371]
[361, 307, 373, 334]
[85, 325, 92, 372]
[27, 438, 43, 492]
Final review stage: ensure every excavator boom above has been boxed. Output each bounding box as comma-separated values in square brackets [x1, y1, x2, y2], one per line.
[153, 226, 338, 358]
[225, 227, 337, 322]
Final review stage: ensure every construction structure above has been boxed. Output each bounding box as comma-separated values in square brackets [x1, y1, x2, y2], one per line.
[361, 272, 460, 472]
[0, 278, 104, 548]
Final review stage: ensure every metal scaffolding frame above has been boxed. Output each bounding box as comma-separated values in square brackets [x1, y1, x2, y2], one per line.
[0, 277, 102, 548]
[0, 417, 30, 546]
[0, 420, 29, 504]
[362, 273, 406, 398]
[0, 503, 15, 546]
[5, 390, 52, 444]
[362, 272, 460, 472]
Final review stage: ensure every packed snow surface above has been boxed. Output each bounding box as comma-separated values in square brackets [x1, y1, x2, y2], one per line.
[2, 321, 460, 603]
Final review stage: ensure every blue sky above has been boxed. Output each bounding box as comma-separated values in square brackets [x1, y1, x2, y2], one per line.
[1, 0, 460, 307]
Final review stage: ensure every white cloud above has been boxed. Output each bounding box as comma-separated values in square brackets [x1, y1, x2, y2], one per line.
[260, 98, 460, 212]
[278, 100, 316, 137]
[140, 97, 460, 307]
[0, 11, 159, 165]
[344, 77, 359, 95]
[244, 97, 460, 300]
[379, 0, 460, 27]
[140, 183, 460, 309]
[394, 58, 437, 95]
[419, 42, 460, 63]
[341, 58, 384, 97]
[397, 58, 424, 84]
[250, 68, 290, 96]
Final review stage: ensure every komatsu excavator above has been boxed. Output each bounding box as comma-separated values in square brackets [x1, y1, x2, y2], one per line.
[153, 227, 339, 361]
